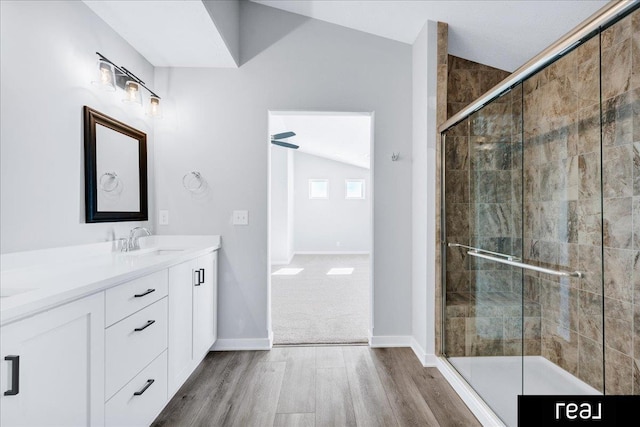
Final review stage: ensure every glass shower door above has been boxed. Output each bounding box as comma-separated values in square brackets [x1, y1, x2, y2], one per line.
[521, 30, 604, 398]
[443, 84, 524, 426]
[442, 6, 639, 426]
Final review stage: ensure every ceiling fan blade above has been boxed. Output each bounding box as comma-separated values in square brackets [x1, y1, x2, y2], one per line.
[271, 140, 299, 149]
[271, 131, 296, 140]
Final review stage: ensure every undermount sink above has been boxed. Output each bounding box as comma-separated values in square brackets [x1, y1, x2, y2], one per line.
[0, 287, 36, 298]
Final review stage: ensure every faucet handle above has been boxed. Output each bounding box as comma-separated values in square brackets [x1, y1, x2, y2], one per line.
[117, 238, 129, 252]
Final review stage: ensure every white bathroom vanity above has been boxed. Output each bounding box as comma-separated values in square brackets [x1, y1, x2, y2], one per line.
[0, 234, 220, 427]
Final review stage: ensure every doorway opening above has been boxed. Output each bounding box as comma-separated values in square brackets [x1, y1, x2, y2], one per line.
[267, 111, 373, 346]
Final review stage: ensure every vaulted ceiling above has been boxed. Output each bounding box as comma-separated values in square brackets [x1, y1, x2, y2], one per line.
[84, 0, 609, 72]
[270, 112, 372, 169]
[252, 0, 610, 72]
[83, 0, 240, 67]
[82, 0, 612, 167]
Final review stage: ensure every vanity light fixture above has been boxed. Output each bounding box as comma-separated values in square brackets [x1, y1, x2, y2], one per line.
[93, 52, 162, 117]
[122, 80, 142, 105]
[146, 95, 162, 118]
[92, 58, 116, 92]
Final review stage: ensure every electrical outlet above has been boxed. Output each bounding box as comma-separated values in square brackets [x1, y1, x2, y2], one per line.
[233, 210, 249, 225]
[159, 210, 169, 225]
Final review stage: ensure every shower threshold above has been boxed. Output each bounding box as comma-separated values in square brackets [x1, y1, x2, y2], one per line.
[448, 355, 601, 427]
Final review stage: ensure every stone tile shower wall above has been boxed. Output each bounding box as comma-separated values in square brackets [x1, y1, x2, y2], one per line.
[444, 117, 471, 356]
[600, 10, 640, 394]
[445, 88, 529, 357]
[447, 56, 511, 119]
[444, 56, 524, 357]
[521, 9, 640, 394]
[470, 86, 529, 356]
[522, 35, 604, 391]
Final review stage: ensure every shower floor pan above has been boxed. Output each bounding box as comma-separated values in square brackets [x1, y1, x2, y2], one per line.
[448, 355, 600, 427]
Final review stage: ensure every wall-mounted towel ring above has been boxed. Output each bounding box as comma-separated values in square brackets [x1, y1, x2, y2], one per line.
[99, 171, 121, 192]
[182, 171, 204, 192]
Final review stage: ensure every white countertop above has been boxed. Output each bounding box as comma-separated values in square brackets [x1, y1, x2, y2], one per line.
[0, 235, 221, 326]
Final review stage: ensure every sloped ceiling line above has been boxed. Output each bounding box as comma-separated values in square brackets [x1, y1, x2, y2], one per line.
[252, 0, 609, 72]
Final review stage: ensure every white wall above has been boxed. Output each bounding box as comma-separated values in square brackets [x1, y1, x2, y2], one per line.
[202, 0, 240, 66]
[270, 145, 293, 264]
[293, 152, 370, 253]
[412, 20, 438, 364]
[0, 0, 155, 254]
[154, 1, 412, 344]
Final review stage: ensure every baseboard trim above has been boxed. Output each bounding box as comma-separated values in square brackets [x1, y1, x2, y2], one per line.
[409, 338, 438, 367]
[212, 337, 272, 351]
[436, 357, 506, 427]
[369, 335, 412, 347]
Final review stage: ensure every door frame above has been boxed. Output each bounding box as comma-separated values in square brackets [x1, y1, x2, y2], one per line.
[266, 109, 375, 346]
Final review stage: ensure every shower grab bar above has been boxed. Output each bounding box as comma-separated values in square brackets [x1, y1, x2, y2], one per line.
[466, 251, 583, 279]
[447, 243, 521, 261]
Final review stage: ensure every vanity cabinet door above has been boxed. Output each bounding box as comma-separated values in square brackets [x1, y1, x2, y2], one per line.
[0, 292, 105, 427]
[193, 251, 217, 360]
[167, 258, 198, 395]
[167, 251, 218, 397]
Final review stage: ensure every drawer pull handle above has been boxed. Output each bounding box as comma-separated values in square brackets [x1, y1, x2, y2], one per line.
[200, 268, 205, 284]
[134, 320, 155, 332]
[4, 355, 19, 396]
[133, 379, 155, 396]
[134, 288, 155, 298]
[194, 269, 201, 286]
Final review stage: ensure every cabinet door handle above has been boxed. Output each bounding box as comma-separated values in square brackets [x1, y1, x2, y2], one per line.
[134, 288, 155, 298]
[199, 268, 205, 284]
[194, 269, 201, 286]
[133, 379, 155, 396]
[4, 355, 19, 396]
[134, 320, 155, 332]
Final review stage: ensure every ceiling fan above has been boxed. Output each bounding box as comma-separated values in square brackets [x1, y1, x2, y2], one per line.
[270, 131, 299, 149]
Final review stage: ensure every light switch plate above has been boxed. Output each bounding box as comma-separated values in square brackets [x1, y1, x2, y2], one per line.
[159, 210, 169, 225]
[233, 210, 249, 225]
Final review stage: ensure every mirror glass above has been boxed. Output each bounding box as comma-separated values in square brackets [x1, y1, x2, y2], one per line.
[95, 124, 140, 212]
[83, 106, 148, 222]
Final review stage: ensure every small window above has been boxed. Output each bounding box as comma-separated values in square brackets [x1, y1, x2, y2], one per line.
[309, 179, 328, 199]
[345, 179, 365, 199]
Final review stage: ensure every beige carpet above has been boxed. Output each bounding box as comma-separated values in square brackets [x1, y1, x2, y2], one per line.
[271, 254, 370, 345]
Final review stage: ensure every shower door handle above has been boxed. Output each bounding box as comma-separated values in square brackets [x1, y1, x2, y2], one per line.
[448, 242, 520, 261]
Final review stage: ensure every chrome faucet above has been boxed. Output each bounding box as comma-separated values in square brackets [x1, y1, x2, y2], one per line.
[126, 226, 152, 251]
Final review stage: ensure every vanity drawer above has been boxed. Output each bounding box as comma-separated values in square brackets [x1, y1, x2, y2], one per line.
[105, 350, 168, 427]
[106, 270, 168, 326]
[106, 297, 168, 400]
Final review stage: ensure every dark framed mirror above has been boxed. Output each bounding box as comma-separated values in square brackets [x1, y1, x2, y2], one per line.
[83, 106, 148, 222]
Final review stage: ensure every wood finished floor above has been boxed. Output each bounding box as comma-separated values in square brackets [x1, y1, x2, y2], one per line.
[152, 346, 481, 427]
